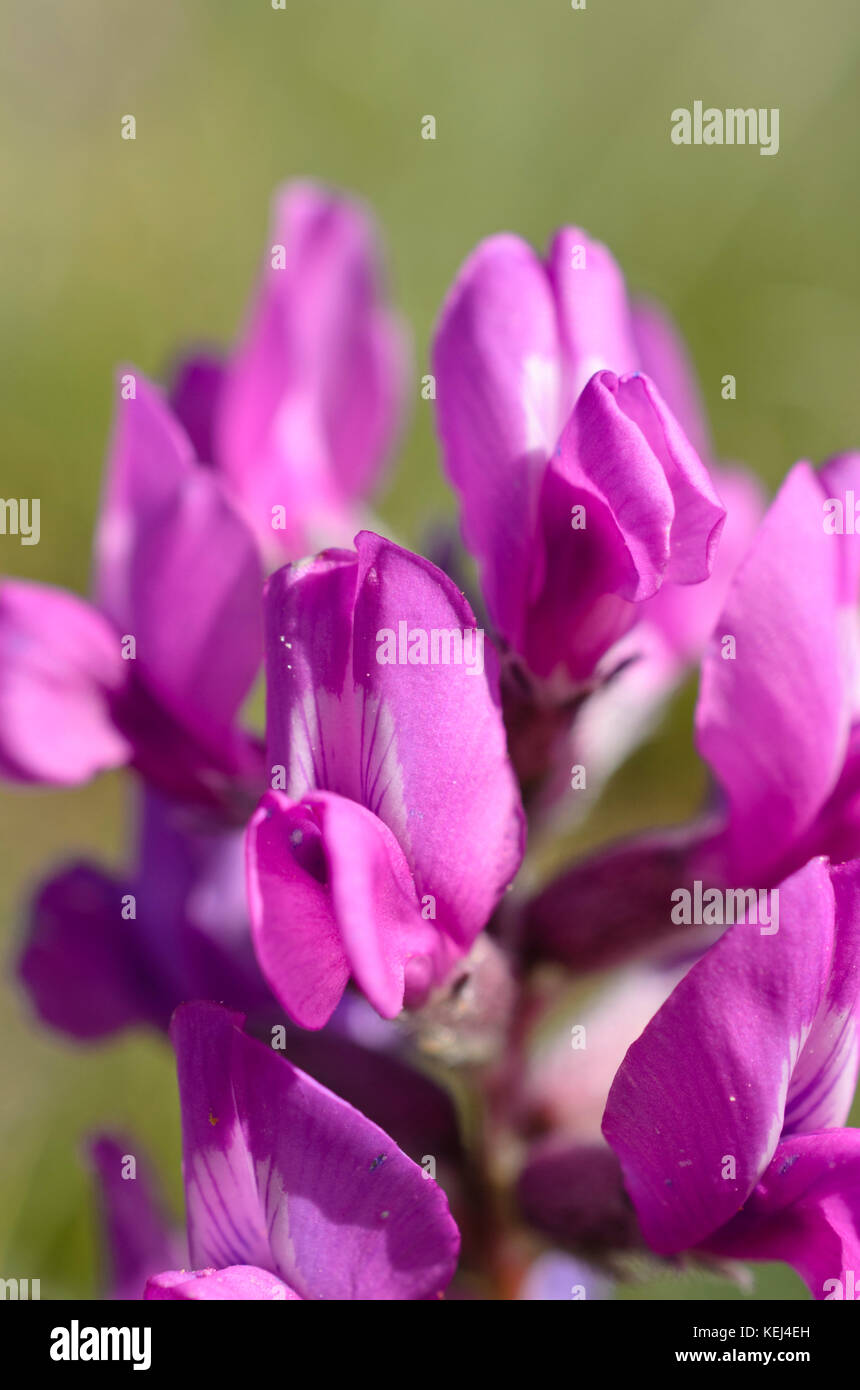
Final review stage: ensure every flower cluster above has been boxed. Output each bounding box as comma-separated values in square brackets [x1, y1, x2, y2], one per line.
[7, 181, 860, 1301]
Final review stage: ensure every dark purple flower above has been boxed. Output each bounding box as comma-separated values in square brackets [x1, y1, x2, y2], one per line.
[19, 789, 273, 1039]
[20, 794, 464, 1166]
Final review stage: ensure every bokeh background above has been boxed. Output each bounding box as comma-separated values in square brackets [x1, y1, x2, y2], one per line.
[2, 0, 859, 1298]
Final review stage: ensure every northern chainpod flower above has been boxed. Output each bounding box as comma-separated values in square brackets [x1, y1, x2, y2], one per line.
[695, 452, 860, 885]
[514, 942, 708, 1254]
[21, 788, 463, 1164]
[19, 789, 272, 1039]
[0, 374, 263, 815]
[432, 229, 727, 716]
[170, 180, 408, 561]
[525, 454, 860, 970]
[13, 173, 857, 1312]
[246, 530, 525, 1028]
[602, 856, 860, 1299]
[144, 1002, 460, 1300]
[559, 296, 764, 802]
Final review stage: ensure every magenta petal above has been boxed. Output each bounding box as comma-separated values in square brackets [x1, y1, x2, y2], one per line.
[172, 1005, 274, 1274]
[127, 470, 262, 743]
[264, 546, 357, 774]
[0, 581, 130, 783]
[245, 794, 349, 1030]
[603, 857, 858, 1255]
[578, 372, 725, 589]
[279, 1005, 463, 1166]
[433, 231, 725, 679]
[783, 857, 860, 1134]
[642, 464, 766, 663]
[550, 373, 672, 600]
[432, 233, 562, 645]
[78, 367, 263, 795]
[558, 464, 763, 799]
[630, 298, 712, 464]
[696, 461, 860, 881]
[90, 1135, 183, 1300]
[216, 181, 406, 553]
[523, 371, 725, 681]
[168, 352, 225, 467]
[797, 724, 860, 869]
[546, 228, 639, 406]
[264, 533, 524, 961]
[707, 1131, 860, 1300]
[145, 1265, 298, 1300]
[350, 533, 523, 942]
[170, 1002, 460, 1300]
[819, 452, 860, 602]
[94, 371, 196, 628]
[247, 790, 438, 1027]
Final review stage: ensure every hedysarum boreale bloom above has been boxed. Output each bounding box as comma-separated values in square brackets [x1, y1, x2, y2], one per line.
[246, 531, 525, 1028]
[144, 1003, 460, 1300]
[603, 857, 860, 1299]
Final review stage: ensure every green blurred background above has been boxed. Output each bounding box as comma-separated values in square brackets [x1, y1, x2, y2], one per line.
[2, 0, 859, 1298]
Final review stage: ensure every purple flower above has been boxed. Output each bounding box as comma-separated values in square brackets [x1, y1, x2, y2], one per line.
[432, 229, 726, 693]
[0, 374, 263, 814]
[630, 297, 712, 466]
[515, 293, 764, 812]
[170, 181, 408, 560]
[696, 454, 860, 884]
[512, 951, 697, 1258]
[144, 1002, 460, 1300]
[246, 530, 524, 1027]
[602, 856, 860, 1298]
[519, 958, 691, 1142]
[89, 1135, 184, 1301]
[20, 791, 464, 1163]
[19, 789, 273, 1039]
[525, 455, 860, 969]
